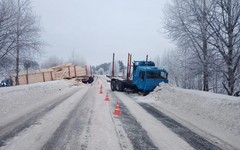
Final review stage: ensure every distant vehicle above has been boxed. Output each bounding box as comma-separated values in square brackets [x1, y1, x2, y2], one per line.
[110, 54, 168, 95]
[0, 78, 13, 87]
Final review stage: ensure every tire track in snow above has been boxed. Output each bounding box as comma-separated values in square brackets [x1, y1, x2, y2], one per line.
[0, 88, 79, 147]
[79, 111, 93, 150]
[139, 103, 222, 150]
[111, 92, 158, 150]
[110, 103, 133, 150]
[42, 88, 95, 150]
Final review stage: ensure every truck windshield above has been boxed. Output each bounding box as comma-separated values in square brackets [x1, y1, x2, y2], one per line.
[146, 71, 167, 79]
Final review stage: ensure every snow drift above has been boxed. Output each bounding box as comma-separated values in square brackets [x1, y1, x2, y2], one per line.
[150, 83, 240, 134]
[139, 83, 240, 149]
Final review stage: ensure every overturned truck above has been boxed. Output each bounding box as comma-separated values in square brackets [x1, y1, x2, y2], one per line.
[10, 63, 93, 85]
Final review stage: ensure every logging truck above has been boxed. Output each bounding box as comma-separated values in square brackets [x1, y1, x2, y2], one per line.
[110, 53, 168, 95]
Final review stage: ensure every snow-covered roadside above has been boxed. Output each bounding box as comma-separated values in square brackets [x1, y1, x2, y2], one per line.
[138, 83, 240, 149]
[0, 80, 76, 127]
[1, 86, 90, 150]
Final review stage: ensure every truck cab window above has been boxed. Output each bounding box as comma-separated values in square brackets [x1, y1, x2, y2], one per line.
[146, 71, 167, 79]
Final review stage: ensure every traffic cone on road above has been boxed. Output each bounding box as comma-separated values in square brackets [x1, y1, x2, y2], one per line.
[99, 86, 103, 94]
[91, 83, 93, 86]
[105, 92, 110, 101]
[100, 84, 103, 89]
[113, 102, 122, 115]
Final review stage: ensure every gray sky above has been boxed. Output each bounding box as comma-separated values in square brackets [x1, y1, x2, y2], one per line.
[32, 0, 175, 66]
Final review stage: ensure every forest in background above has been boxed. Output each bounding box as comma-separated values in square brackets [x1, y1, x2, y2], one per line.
[161, 0, 240, 96]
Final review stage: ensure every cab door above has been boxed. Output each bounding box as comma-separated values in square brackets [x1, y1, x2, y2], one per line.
[137, 71, 145, 90]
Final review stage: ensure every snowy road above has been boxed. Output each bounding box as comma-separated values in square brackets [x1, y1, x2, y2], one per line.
[0, 88, 79, 147]
[0, 77, 238, 150]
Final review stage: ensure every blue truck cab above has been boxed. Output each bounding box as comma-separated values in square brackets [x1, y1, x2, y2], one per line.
[132, 61, 168, 92]
[110, 60, 168, 95]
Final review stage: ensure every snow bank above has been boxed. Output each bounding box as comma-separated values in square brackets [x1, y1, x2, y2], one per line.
[0, 80, 74, 126]
[137, 83, 240, 149]
[150, 83, 240, 135]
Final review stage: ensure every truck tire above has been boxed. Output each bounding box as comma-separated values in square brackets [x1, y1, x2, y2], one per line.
[117, 81, 124, 92]
[111, 80, 116, 91]
[116, 81, 120, 91]
[87, 76, 94, 83]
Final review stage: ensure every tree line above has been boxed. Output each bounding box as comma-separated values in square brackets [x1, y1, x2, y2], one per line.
[93, 60, 125, 76]
[162, 0, 240, 96]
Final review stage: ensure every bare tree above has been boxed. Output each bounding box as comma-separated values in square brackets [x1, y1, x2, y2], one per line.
[160, 48, 204, 90]
[0, 57, 15, 76]
[0, 0, 42, 82]
[207, 0, 240, 95]
[0, 0, 19, 77]
[160, 49, 181, 87]
[13, 0, 42, 85]
[0, 0, 15, 59]
[164, 0, 216, 91]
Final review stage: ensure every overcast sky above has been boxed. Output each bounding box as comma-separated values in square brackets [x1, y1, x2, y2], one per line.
[32, 0, 175, 66]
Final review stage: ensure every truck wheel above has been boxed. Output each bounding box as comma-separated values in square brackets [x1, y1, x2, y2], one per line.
[111, 80, 116, 91]
[116, 81, 120, 91]
[118, 81, 123, 92]
[87, 76, 94, 83]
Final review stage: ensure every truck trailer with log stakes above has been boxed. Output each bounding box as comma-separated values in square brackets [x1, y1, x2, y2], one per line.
[3, 63, 93, 86]
[110, 53, 168, 95]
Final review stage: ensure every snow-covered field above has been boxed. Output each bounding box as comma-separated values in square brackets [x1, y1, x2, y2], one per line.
[137, 83, 240, 149]
[0, 77, 239, 150]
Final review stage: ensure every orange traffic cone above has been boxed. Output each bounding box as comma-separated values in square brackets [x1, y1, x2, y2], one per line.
[99, 86, 103, 94]
[100, 84, 103, 89]
[91, 83, 93, 86]
[105, 92, 110, 101]
[113, 101, 122, 115]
